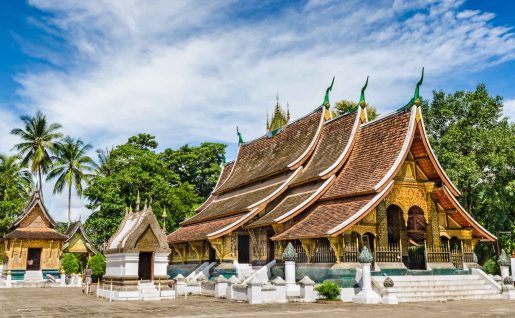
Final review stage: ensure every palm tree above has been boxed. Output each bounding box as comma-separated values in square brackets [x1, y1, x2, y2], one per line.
[46, 136, 95, 226]
[10, 111, 63, 194]
[0, 154, 33, 198]
[93, 147, 112, 177]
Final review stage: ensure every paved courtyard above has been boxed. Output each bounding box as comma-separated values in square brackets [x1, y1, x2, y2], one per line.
[0, 287, 514, 318]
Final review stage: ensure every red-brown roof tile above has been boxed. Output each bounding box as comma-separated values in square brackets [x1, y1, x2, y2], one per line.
[168, 214, 244, 243]
[293, 111, 357, 185]
[248, 191, 315, 228]
[322, 109, 412, 199]
[272, 194, 375, 240]
[182, 172, 293, 225]
[215, 109, 323, 193]
[4, 229, 68, 240]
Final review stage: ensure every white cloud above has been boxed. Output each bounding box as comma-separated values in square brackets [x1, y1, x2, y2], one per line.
[3, 0, 515, 221]
[504, 98, 515, 121]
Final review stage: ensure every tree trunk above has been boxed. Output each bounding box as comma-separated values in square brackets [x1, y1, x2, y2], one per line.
[68, 182, 72, 227]
[38, 167, 44, 200]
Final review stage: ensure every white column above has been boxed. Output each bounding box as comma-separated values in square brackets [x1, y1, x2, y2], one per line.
[285, 261, 296, 294]
[511, 256, 515, 281]
[153, 253, 170, 278]
[60, 273, 66, 287]
[353, 247, 380, 304]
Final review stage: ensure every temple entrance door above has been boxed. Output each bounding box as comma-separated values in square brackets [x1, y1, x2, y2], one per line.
[267, 238, 275, 262]
[209, 245, 217, 263]
[238, 235, 250, 263]
[27, 248, 41, 271]
[138, 252, 153, 280]
[406, 206, 427, 270]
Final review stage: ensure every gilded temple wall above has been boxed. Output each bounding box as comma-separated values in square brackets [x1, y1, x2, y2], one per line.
[3, 239, 61, 270]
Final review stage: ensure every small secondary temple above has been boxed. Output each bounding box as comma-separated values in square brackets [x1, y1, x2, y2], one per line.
[63, 221, 98, 261]
[1, 191, 67, 280]
[104, 198, 170, 286]
[168, 73, 495, 277]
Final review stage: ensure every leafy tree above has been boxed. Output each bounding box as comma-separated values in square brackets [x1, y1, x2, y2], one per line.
[87, 253, 106, 281]
[160, 142, 226, 199]
[421, 84, 515, 255]
[84, 134, 200, 245]
[10, 111, 62, 193]
[0, 155, 32, 236]
[128, 133, 159, 150]
[61, 253, 80, 274]
[333, 100, 379, 121]
[47, 137, 95, 226]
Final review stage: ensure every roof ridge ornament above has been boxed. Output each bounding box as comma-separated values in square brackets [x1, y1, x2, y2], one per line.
[359, 76, 369, 107]
[237, 126, 244, 146]
[399, 67, 424, 111]
[135, 191, 141, 211]
[413, 67, 424, 106]
[323, 76, 335, 109]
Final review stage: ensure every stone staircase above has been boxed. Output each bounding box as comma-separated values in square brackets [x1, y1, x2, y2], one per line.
[373, 274, 502, 302]
[139, 281, 161, 301]
[24, 270, 44, 282]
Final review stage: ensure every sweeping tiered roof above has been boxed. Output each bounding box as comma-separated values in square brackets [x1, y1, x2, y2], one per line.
[168, 80, 495, 244]
[3, 191, 68, 241]
[106, 204, 170, 254]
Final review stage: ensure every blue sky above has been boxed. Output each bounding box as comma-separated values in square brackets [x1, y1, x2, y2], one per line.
[0, 0, 514, 222]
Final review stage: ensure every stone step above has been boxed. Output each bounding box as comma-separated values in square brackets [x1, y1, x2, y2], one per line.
[391, 288, 498, 297]
[387, 284, 493, 293]
[385, 280, 487, 287]
[375, 275, 479, 281]
[384, 281, 489, 288]
[397, 293, 502, 302]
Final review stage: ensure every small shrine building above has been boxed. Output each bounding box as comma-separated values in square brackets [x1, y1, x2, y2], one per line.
[168, 73, 495, 276]
[104, 199, 170, 286]
[62, 221, 98, 265]
[1, 191, 67, 280]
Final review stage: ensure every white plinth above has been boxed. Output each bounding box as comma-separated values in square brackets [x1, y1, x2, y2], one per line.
[382, 294, 398, 304]
[352, 263, 380, 304]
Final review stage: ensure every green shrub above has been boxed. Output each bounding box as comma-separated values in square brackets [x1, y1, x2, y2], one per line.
[61, 253, 80, 274]
[87, 253, 106, 281]
[482, 257, 500, 275]
[315, 281, 340, 300]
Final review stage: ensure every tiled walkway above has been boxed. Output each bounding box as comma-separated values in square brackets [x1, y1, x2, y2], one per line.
[0, 287, 514, 317]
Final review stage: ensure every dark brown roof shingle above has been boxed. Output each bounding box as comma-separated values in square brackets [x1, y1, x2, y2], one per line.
[322, 109, 412, 199]
[4, 229, 68, 240]
[248, 190, 315, 228]
[272, 194, 375, 240]
[293, 111, 356, 185]
[215, 109, 323, 193]
[169, 214, 244, 243]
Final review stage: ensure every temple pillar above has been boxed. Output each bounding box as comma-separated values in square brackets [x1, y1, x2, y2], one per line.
[299, 239, 315, 263]
[424, 184, 440, 248]
[376, 201, 388, 249]
[328, 236, 343, 263]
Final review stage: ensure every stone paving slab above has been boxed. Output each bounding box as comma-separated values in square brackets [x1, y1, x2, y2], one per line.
[0, 287, 514, 318]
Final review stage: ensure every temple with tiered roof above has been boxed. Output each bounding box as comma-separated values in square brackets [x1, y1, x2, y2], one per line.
[168, 72, 495, 277]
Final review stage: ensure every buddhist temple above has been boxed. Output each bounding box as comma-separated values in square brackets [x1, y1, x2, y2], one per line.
[62, 221, 98, 263]
[168, 72, 495, 281]
[104, 197, 170, 286]
[1, 191, 67, 281]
